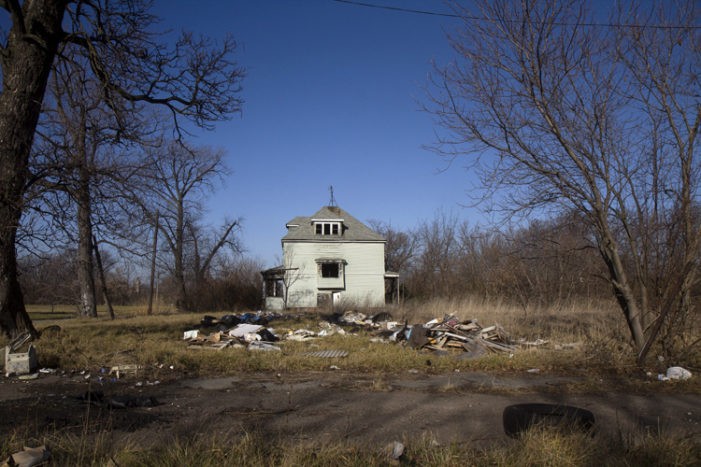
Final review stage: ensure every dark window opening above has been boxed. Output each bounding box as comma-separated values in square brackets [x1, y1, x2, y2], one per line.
[321, 263, 339, 278]
[315, 222, 341, 236]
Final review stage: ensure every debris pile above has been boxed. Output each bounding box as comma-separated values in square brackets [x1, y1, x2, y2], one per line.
[286, 322, 346, 341]
[184, 312, 281, 351]
[393, 315, 515, 356]
[338, 310, 399, 330]
[183, 310, 515, 359]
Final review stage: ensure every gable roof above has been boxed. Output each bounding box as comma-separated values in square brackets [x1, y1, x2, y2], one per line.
[283, 206, 385, 242]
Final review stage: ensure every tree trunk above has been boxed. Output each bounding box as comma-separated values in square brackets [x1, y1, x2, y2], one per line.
[174, 204, 188, 311]
[93, 236, 115, 320]
[0, 1, 67, 338]
[76, 154, 97, 317]
[147, 213, 159, 315]
[597, 234, 646, 352]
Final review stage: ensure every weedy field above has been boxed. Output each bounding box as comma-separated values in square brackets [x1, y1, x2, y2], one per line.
[3, 425, 699, 466]
[16, 297, 700, 383]
[1, 297, 699, 465]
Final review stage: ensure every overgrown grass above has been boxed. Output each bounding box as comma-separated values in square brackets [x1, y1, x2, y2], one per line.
[4, 297, 699, 388]
[3, 425, 698, 466]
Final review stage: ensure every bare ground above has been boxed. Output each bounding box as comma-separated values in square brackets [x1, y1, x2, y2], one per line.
[1, 370, 699, 450]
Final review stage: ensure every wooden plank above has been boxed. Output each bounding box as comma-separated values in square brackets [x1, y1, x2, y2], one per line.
[442, 332, 470, 341]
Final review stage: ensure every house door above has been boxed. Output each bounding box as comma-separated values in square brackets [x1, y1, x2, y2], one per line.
[317, 293, 332, 310]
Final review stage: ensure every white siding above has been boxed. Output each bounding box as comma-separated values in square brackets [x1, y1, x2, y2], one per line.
[283, 241, 385, 308]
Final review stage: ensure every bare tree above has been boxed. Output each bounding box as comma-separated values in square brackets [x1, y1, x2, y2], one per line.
[28, 52, 140, 318]
[281, 251, 305, 311]
[0, 0, 244, 337]
[368, 220, 416, 275]
[188, 218, 241, 310]
[133, 141, 235, 312]
[411, 212, 461, 298]
[427, 0, 700, 362]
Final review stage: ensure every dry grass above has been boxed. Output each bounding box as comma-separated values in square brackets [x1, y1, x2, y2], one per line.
[3, 297, 698, 387]
[3, 425, 698, 466]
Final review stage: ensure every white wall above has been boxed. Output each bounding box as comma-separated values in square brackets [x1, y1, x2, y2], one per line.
[283, 241, 385, 308]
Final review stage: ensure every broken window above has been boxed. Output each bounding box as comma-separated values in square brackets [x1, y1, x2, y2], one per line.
[321, 263, 339, 278]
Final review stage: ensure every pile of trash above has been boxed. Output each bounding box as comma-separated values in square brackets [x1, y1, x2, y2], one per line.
[286, 322, 346, 341]
[184, 312, 282, 351]
[184, 311, 515, 357]
[392, 315, 515, 356]
[338, 310, 399, 330]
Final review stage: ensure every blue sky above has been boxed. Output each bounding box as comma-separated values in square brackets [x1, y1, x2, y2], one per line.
[155, 0, 482, 267]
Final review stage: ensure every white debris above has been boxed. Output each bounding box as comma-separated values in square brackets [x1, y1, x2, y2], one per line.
[228, 324, 263, 338]
[658, 366, 692, 381]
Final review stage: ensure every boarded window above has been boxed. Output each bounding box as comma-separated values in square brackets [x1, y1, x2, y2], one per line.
[321, 263, 339, 278]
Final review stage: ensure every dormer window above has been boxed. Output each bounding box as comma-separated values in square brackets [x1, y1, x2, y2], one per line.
[314, 221, 341, 236]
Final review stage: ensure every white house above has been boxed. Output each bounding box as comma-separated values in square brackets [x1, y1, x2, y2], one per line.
[262, 206, 398, 310]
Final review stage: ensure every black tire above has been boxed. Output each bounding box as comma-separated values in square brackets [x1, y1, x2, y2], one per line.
[503, 403, 595, 438]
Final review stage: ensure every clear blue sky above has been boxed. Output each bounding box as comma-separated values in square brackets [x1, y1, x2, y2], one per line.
[155, 0, 482, 267]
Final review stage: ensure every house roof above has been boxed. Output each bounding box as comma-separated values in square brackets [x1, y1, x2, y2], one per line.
[282, 206, 385, 242]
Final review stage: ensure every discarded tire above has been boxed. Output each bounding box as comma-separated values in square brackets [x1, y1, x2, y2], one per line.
[503, 403, 595, 438]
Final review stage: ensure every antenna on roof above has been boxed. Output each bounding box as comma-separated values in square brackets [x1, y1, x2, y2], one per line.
[328, 185, 337, 207]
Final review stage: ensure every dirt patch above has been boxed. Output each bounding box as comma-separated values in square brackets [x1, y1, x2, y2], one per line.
[1, 371, 699, 448]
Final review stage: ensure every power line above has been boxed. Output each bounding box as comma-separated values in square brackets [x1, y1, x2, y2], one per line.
[332, 0, 701, 30]
[333, 0, 459, 18]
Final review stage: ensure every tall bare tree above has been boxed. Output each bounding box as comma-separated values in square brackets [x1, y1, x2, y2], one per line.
[188, 218, 241, 309]
[134, 141, 236, 312]
[427, 0, 700, 362]
[29, 53, 141, 318]
[0, 0, 244, 337]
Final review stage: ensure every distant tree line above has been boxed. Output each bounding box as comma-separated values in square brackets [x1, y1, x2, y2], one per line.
[17, 248, 263, 313]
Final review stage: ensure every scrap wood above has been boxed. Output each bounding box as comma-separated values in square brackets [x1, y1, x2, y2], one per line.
[407, 315, 515, 355]
[441, 331, 470, 342]
[480, 339, 516, 352]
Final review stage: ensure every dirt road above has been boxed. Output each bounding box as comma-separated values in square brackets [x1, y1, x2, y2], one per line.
[1, 371, 699, 448]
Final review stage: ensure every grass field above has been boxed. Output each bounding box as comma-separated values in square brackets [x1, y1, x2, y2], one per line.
[12, 297, 699, 383]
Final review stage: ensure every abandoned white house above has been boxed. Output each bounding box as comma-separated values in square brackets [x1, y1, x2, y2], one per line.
[261, 206, 399, 310]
